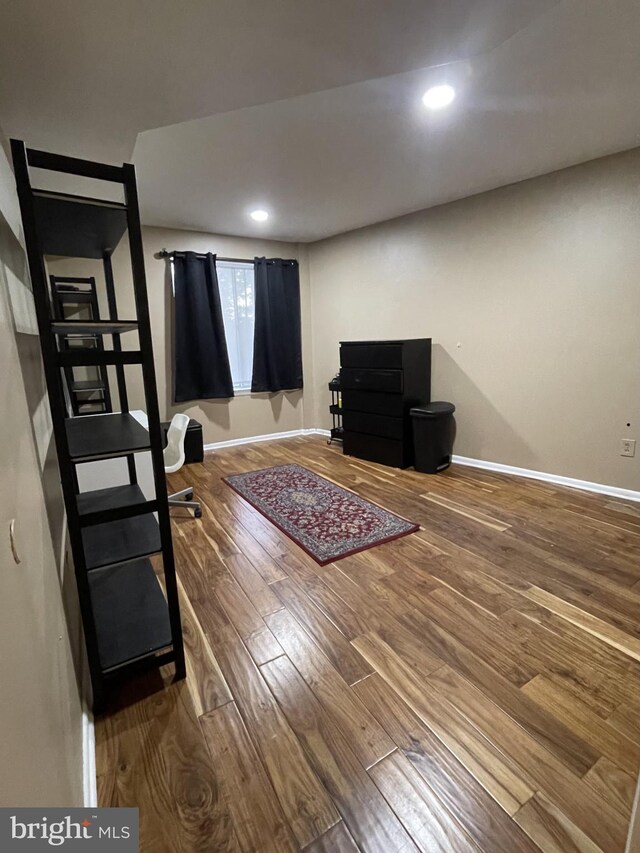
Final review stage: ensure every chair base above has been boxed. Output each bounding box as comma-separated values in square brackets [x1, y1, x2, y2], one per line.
[168, 486, 201, 518]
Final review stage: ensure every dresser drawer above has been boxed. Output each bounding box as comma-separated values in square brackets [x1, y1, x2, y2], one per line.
[341, 389, 404, 417]
[340, 343, 403, 369]
[342, 410, 403, 440]
[340, 367, 403, 393]
[343, 431, 405, 468]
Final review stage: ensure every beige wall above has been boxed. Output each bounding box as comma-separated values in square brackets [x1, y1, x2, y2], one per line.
[0, 137, 84, 805]
[307, 148, 640, 491]
[49, 148, 640, 490]
[49, 226, 311, 445]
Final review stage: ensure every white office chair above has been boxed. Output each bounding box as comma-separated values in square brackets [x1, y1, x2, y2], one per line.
[164, 413, 202, 518]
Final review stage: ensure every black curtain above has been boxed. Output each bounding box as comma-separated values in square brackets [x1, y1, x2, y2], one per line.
[172, 251, 234, 401]
[251, 258, 303, 393]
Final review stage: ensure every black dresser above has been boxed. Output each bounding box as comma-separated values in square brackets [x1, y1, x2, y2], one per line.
[340, 339, 432, 468]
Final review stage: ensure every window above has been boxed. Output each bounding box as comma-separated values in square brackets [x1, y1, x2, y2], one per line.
[217, 261, 255, 391]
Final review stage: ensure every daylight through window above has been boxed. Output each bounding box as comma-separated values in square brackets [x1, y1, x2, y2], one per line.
[217, 261, 255, 391]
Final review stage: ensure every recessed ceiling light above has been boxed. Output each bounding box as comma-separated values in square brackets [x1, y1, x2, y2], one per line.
[250, 209, 269, 222]
[422, 85, 455, 110]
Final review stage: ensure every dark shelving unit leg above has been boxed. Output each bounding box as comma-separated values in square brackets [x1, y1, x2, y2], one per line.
[103, 251, 136, 485]
[122, 163, 185, 680]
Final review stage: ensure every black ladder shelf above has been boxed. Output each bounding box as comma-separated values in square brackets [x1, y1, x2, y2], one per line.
[51, 275, 113, 416]
[11, 139, 185, 711]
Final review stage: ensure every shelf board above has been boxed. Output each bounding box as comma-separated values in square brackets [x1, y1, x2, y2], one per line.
[56, 291, 94, 303]
[76, 404, 108, 416]
[65, 412, 151, 461]
[33, 191, 128, 259]
[52, 320, 138, 335]
[329, 404, 342, 415]
[71, 379, 106, 392]
[58, 350, 143, 368]
[77, 483, 149, 516]
[82, 511, 161, 570]
[88, 559, 172, 673]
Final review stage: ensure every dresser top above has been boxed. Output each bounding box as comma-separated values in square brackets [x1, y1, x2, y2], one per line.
[339, 338, 431, 346]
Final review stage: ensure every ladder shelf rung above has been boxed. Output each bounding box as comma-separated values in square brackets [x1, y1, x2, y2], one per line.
[52, 320, 138, 335]
[58, 350, 143, 367]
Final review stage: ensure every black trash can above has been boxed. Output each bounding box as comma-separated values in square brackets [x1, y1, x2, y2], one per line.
[410, 402, 456, 473]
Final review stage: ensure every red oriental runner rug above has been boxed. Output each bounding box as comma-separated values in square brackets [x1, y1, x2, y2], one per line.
[223, 463, 418, 565]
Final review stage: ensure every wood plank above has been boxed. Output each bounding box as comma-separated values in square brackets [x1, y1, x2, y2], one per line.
[214, 570, 285, 666]
[261, 655, 418, 853]
[426, 665, 628, 852]
[214, 570, 269, 640]
[101, 680, 240, 853]
[521, 674, 640, 776]
[379, 564, 441, 607]
[421, 492, 511, 532]
[396, 609, 600, 777]
[423, 554, 525, 616]
[243, 626, 285, 665]
[200, 702, 298, 853]
[502, 607, 635, 716]
[416, 586, 538, 686]
[205, 631, 340, 847]
[265, 608, 395, 768]
[513, 793, 604, 853]
[351, 642, 533, 815]
[176, 575, 233, 716]
[305, 822, 361, 853]
[608, 702, 640, 745]
[272, 576, 372, 684]
[369, 751, 485, 853]
[584, 756, 637, 817]
[287, 570, 371, 640]
[351, 668, 540, 853]
[224, 553, 284, 617]
[525, 585, 640, 661]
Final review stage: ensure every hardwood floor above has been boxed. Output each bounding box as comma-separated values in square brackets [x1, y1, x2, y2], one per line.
[96, 437, 640, 852]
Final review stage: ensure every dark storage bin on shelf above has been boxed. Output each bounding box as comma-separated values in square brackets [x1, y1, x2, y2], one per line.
[411, 402, 456, 473]
[161, 418, 204, 463]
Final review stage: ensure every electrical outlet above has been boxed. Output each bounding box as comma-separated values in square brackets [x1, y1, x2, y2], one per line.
[620, 439, 636, 457]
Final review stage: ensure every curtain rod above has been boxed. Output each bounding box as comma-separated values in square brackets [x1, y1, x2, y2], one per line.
[155, 249, 253, 264]
[155, 249, 298, 266]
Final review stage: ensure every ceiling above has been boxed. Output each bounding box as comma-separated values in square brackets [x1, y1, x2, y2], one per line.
[1, 0, 640, 242]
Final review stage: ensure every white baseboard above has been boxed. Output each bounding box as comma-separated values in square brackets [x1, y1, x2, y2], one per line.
[82, 704, 97, 807]
[453, 454, 640, 503]
[204, 428, 640, 503]
[204, 427, 328, 451]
